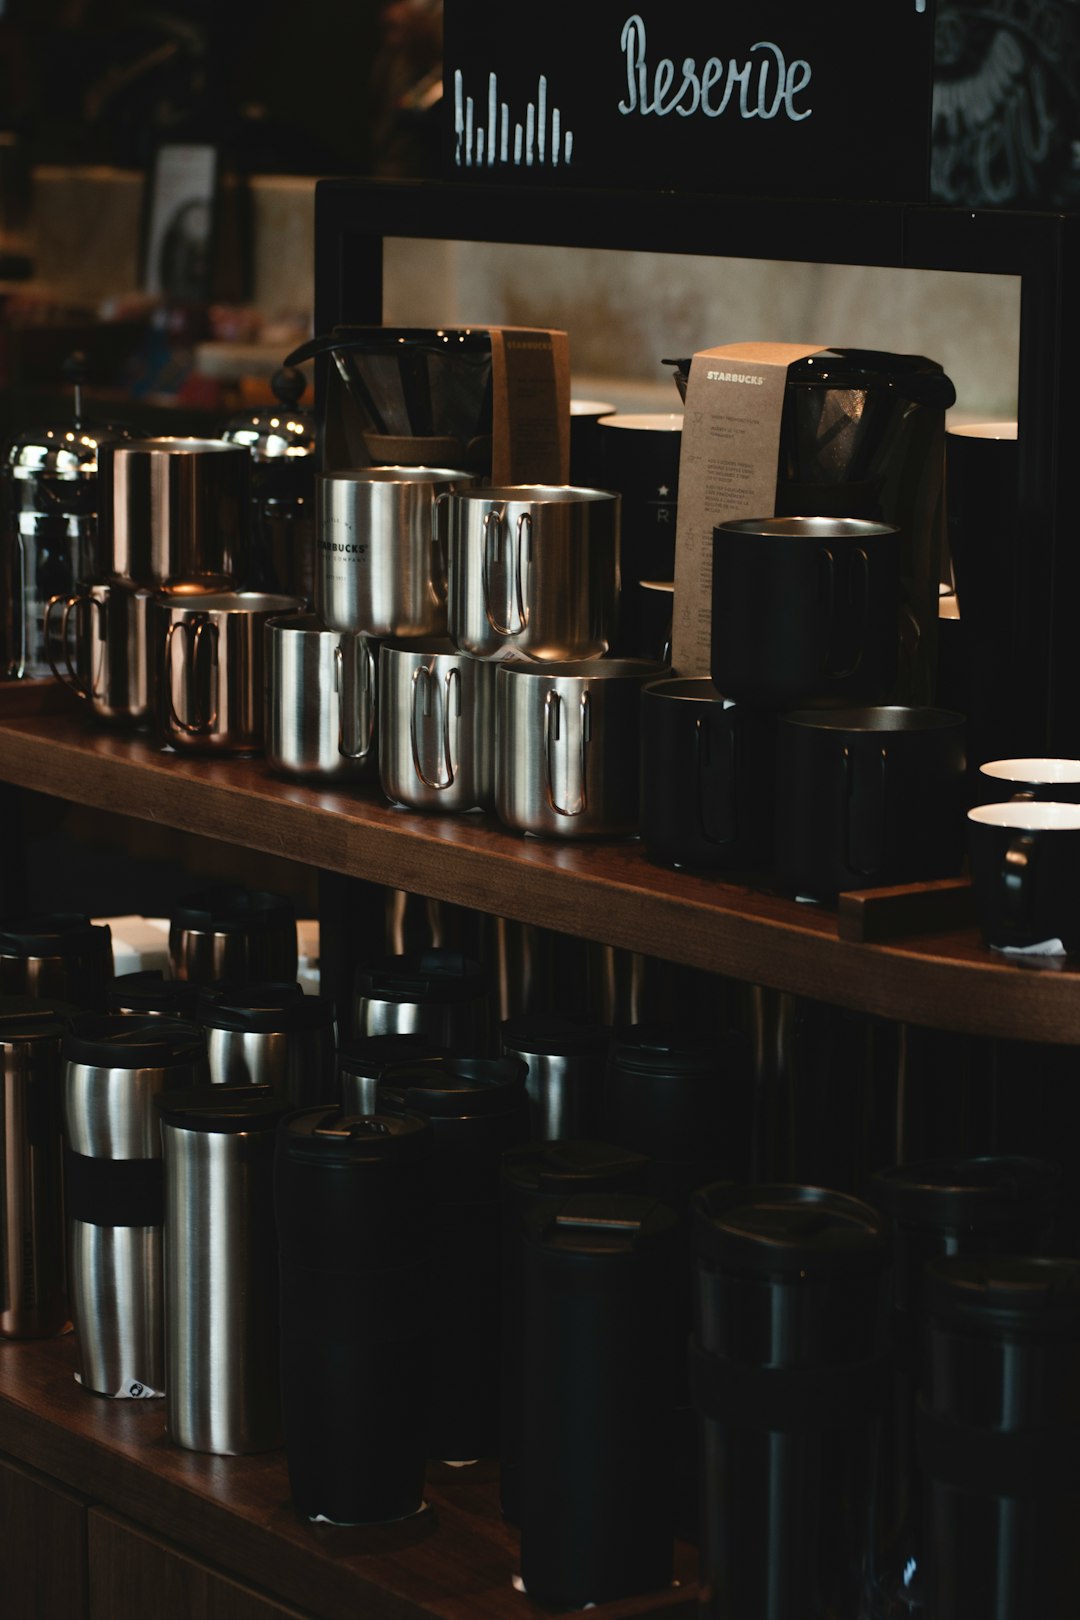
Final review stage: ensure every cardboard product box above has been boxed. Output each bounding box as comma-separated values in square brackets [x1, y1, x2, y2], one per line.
[669, 342, 955, 705]
[321, 325, 571, 487]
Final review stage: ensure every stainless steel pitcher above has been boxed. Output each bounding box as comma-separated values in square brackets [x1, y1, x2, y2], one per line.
[264, 610, 378, 781]
[447, 484, 619, 661]
[315, 465, 477, 637]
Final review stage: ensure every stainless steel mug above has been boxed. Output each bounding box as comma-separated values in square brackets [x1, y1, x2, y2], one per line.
[157, 1085, 288, 1454]
[98, 436, 250, 586]
[0, 1001, 70, 1339]
[62, 1012, 210, 1399]
[264, 611, 378, 781]
[378, 637, 496, 812]
[315, 465, 477, 637]
[44, 577, 154, 725]
[447, 484, 619, 661]
[195, 982, 338, 1108]
[352, 948, 495, 1056]
[153, 587, 305, 753]
[495, 658, 668, 839]
[0, 914, 113, 1010]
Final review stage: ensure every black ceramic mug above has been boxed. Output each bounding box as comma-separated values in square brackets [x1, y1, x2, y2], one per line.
[775, 706, 968, 901]
[967, 800, 1080, 953]
[639, 677, 776, 872]
[712, 516, 901, 708]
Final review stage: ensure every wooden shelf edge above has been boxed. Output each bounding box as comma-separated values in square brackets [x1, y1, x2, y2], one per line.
[1, 713, 1079, 1044]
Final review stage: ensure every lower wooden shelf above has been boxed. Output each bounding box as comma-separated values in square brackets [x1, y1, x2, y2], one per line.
[0, 1334, 697, 1620]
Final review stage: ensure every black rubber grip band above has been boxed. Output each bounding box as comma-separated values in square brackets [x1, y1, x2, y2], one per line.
[688, 1334, 891, 1431]
[65, 1147, 164, 1228]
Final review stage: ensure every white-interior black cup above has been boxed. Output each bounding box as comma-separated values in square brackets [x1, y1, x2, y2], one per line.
[775, 705, 968, 901]
[712, 516, 901, 708]
[975, 757, 1080, 805]
[967, 801, 1080, 953]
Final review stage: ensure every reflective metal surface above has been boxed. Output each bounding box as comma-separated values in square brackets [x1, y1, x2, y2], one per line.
[379, 638, 496, 812]
[64, 1061, 170, 1159]
[99, 437, 249, 586]
[205, 1024, 337, 1108]
[45, 578, 154, 725]
[69, 1220, 163, 1397]
[265, 612, 378, 781]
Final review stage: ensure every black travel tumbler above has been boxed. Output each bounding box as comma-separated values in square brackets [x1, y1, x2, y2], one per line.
[275, 1107, 433, 1524]
[691, 1182, 891, 1620]
[498, 1138, 651, 1523]
[518, 1191, 680, 1607]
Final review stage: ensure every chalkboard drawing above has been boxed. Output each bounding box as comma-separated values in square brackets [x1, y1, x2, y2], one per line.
[453, 69, 574, 167]
[931, 0, 1080, 209]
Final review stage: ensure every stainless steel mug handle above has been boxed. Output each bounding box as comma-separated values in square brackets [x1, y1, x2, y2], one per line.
[513, 512, 532, 631]
[481, 507, 518, 636]
[166, 617, 218, 735]
[1002, 832, 1037, 926]
[695, 713, 736, 845]
[44, 592, 89, 698]
[410, 663, 459, 790]
[335, 634, 376, 761]
[844, 743, 887, 876]
[544, 688, 589, 816]
[823, 546, 869, 680]
[431, 491, 451, 606]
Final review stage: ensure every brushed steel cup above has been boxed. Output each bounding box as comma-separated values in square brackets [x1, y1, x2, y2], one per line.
[495, 658, 667, 839]
[264, 611, 378, 780]
[315, 465, 477, 637]
[97, 437, 250, 586]
[448, 484, 619, 661]
[378, 637, 496, 812]
[45, 577, 154, 725]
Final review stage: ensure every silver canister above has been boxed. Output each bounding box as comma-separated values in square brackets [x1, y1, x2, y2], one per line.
[264, 611, 378, 781]
[495, 658, 668, 839]
[447, 484, 620, 661]
[62, 1013, 210, 1399]
[98, 436, 250, 586]
[168, 886, 298, 987]
[378, 637, 496, 812]
[153, 587, 305, 753]
[352, 948, 495, 1056]
[500, 1013, 611, 1141]
[315, 465, 477, 637]
[0, 914, 113, 1010]
[195, 983, 338, 1109]
[44, 577, 154, 725]
[0, 1002, 70, 1339]
[157, 1086, 288, 1454]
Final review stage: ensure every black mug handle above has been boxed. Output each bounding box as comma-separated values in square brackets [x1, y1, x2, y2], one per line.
[844, 742, 887, 877]
[694, 714, 736, 846]
[823, 546, 870, 680]
[1001, 832, 1036, 927]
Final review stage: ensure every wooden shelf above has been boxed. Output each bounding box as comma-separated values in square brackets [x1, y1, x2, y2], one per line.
[0, 1334, 695, 1620]
[0, 708, 1078, 1044]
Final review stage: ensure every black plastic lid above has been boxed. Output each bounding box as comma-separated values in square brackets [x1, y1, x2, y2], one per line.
[501, 1013, 611, 1059]
[169, 886, 296, 936]
[195, 982, 333, 1034]
[524, 1192, 679, 1258]
[108, 971, 202, 1019]
[156, 1083, 291, 1133]
[336, 1032, 445, 1080]
[278, 1107, 431, 1166]
[694, 1182, 889, 1277]
[377, 1055, 528, 1118]
[923, 1255, 1080, 1337]
[62, 1012, 207, 1071]
[609, 1024, 718, 1079]
[502, 1139, 651, 1197]
[0, 913, 109, 958]
[869, 1156, 1062, 1232]
[355, 949, 489, 1006]
[0, 1003, 70, 1046]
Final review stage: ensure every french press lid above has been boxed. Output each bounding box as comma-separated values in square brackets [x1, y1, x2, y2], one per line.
[220, 366, 316, 461]
[4, 353, 132, 484]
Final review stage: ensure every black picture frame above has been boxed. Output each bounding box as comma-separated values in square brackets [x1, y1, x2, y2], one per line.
[140, 142, 220, 303]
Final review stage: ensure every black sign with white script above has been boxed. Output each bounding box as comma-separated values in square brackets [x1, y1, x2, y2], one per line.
[442, 1, 937, 202]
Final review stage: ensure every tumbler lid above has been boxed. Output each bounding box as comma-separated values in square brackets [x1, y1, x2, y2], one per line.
[195, 982, 334, 1034]
[869, 1155, 1062, 1232]
[501, 1013, 610, 1059]
[922, 1255, 1080, 1336]
[376, 1055, 528, 1117]
[62, 1012, 207, 1070]
[0, 1002, 70, 1047]
[0, 913, 109, 959]
[694, 1183, 889, 1277]
[337, 1032, 445, 1081]
[156, 1083, 291, 1133]
[278, 1107, 431, 1165]
[502, 1139, 650, 1197]
[169, 886, 296, 935]
[525, 1192, 679, 1258]
[108, 970, 202, 1019]
[609, 1024, 717, 1078]
[354, 949, 489, 1005]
